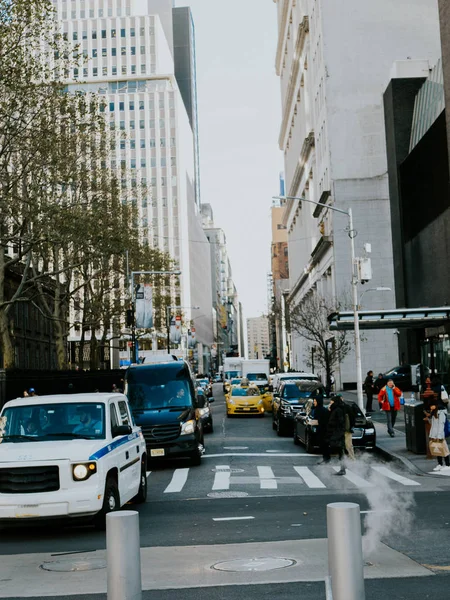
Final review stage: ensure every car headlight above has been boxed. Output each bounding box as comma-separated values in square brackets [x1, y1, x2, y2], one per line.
[72, 462, 97, 481]
[198, 407, 210, 416]
[181, 419, 196, 435]
[365, 428, 375, 434]
[228, 399, 235, 405]
[282, 403, 292, 414]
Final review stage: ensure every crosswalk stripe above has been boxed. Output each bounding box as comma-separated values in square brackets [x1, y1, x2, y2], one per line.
[257, 466, 277, 489]
[212, 465, 231, 490]
[293, 466, 326, 489]
[371, 465, 421, 486]
[332, 466, 374, 487]
[164, 468, 189, 493]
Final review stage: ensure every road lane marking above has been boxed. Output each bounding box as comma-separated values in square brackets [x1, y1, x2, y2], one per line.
[224, 446, 249, 450]
[294, 466, 326, 489]
[164, 468, 189, 493]
[332, 466, 374, 487]
[212, 516, 255, 522]
[204, 453, 315, 458]
[360, 510, 392, 514]
[146, 471, 152, 478]
[257, 466, 277, 489]
[212, 465, 231, 490]
[371, 465, 420, 486]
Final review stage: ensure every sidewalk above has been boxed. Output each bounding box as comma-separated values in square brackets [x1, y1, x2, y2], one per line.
[340, 391, 443, 477]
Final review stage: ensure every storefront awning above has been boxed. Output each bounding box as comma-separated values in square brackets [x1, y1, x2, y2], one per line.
[328, 307, 450, 331]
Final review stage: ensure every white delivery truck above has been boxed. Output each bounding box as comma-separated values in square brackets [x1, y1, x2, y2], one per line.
[241, 359, 271, 392]
[0, 393, 147, 528]
[223, 357, 243, 382]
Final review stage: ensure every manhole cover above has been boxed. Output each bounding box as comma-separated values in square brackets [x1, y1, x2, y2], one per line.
[41, 559, 106, 572]
[211, 468, 244, 473]
[207, 491, 249, 498]
[212, 557, 297, 572]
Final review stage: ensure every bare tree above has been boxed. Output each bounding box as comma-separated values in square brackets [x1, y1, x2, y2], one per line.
[288, 293, 351, 392]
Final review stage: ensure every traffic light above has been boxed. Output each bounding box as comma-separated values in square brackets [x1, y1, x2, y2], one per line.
[126, 308, 134, 327]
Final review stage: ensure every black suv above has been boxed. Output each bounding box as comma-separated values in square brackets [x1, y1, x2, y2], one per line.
[272, 380, 325, 436]
[124, 360, 204, 465]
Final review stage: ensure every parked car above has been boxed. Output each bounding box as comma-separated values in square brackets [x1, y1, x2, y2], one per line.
[226, 385, 265, 417]
[293, 399, 376, 453]
[196, 388, 214, 433]
[272, 380, 326, 436]
[380, 364, 430, 391]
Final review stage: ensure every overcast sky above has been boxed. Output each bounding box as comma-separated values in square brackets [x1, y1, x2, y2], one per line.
[177, 0, 284, 321]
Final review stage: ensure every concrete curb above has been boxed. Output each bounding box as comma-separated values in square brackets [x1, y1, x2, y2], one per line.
[374, 442, 425, 476]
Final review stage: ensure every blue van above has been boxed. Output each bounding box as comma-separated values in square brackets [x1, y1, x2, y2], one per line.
[124, 360, 204, 465]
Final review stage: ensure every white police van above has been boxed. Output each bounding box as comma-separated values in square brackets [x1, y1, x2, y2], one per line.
[0, 393, 147, 528]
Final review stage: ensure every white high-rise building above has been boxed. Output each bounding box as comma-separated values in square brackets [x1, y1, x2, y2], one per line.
[247, 316, 270, 360]
[273, 0, 441, 387]
[55, 0, 213, 368]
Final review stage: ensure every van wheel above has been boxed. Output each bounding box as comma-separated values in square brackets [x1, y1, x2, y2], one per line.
[132, 464, 148, 504]
[94, 476, 120, 529]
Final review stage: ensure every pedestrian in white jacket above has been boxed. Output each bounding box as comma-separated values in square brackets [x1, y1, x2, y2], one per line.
[428, 402, 450, 471]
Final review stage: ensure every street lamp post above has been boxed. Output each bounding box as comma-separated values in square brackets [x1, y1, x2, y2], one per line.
[130, 270, 181, 364]
[273, 195, 364, 410]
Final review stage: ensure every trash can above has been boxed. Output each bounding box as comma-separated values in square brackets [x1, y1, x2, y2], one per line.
[404, 401, 426, 454]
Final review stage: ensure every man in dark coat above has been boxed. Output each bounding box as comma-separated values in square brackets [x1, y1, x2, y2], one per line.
[319, 395, 347, 475]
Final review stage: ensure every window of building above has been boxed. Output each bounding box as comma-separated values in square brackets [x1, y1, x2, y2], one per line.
[73, 32, 78, 41]
[120, 120, 125, 130]
[129, 101, 135, 111]
[171, 176, 177, 186]
[73, 68, 79, 79]
[130, 28, 135, 37]
[149, 119, 155, 128]
[139, 120, 145, 129]
[131, 159, 136, 169]
[161, 177, 166, 186]
[151, 157, 156, 167]
[161, 157, 166, 167]
[150, 139, 156, 148]
[99, 8, 104, 17]
[131, 65, 136, 74]
[102, 48, 107, 57]
[171, 156, 176, 167]
[92, 30, 97, 39]
[93, 67, 98, 76]
[121, 28, 126, 37]
[140, 64, 146, 74]
[83, 68, 88, 78]
[112, 66, 117, 75]
[159, 118, 165, 128]
[141, 158, 146, 168]
[111, 28, 116, 38]
[92, 48, 97, 57]
[89, 8, 94, 17]
[140, 26, 145, 36]
[130, 120, 135, 129]
[119, 101, 124, 111]
[140, 140, 145, 148]
[139, 100, 145, 110]
[122, 65, 127, 75]
[121, 46, 126, 55]
[82, 30, 87, 39]
[151, 177, 157, 187]
[170, 138, 176, 147]
[101, 29, 106, 39]
[131, 46, 136, 55]
[160, 138, 166, 147]
[130, 140, 136, 149]
[102, 66, 107, 76]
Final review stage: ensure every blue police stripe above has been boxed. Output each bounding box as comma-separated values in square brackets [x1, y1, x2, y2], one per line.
[89, 431, 140, 461]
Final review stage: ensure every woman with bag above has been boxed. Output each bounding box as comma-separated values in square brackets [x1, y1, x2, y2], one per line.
[428, 401, 450, 471]
[378, 379, 402, 437]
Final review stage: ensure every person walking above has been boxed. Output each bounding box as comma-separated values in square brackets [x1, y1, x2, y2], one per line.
[320, 395, 347, 475]
[343, 401, 356, 460]
[309, 395, 329, 459]
[428, 400, 450, 471]
[378, 379, 402, 437]
[363, 371, 375, 414]
[374, 373, 384, 409]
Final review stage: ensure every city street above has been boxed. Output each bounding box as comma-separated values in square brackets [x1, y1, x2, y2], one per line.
[1, 384, 450, 599]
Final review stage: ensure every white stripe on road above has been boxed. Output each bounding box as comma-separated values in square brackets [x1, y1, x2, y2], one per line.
[294, 466, 326, 489]
[146, 471, 151, 478]
[213, 516, 255, 522]
[257, 466, 277, 489]
[164, 468, 189, 493]
[371, 465, 420, 486]
[332, 466, 375, 487]
[204, 453, 315, 458]
[212, 465, 231, 490]
[360, 510, 392, 514]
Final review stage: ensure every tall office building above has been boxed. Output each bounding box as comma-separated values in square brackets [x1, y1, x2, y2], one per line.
[247, 316, 270, 360]
[55, 0, 213, 367]
[273, 0, 440, 387]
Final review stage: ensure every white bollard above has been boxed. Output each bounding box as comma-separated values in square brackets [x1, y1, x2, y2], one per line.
[106, 511, 142, 600]
[327, 502, 365, 600]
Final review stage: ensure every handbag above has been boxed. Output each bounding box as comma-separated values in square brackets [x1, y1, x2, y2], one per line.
[400, 395, 405, 406]
[429, 439, 450, 457]
[441, 386, 449, 402]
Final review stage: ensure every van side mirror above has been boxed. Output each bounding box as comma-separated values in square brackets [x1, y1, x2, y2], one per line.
[112, 425, 132, 437]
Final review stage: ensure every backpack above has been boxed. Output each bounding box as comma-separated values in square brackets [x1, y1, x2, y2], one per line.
[343, 403, 356, 431]
[444, 417, 450, 438]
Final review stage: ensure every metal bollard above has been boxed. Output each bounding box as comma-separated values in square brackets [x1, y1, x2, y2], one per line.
[327, 502, 365, 600]
[106, 511, 142, 600]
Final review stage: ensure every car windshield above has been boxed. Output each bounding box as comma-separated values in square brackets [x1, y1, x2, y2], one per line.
[231, 388, 259, 397]
[247, 373, 267, 381]
[225, 371, 240, 379]
[126, 366, 193, 410]
[0, 403, 105, 442]
[282, 382, 321, 400]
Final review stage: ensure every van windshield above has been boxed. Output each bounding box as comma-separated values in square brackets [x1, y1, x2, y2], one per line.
[247, 373, 267, 381]
[126, 367, 193, 410]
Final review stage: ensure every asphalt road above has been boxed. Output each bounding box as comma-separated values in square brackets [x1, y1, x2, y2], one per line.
[2, 383, 450, 599]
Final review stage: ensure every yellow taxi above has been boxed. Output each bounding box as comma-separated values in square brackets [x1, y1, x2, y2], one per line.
[243, 379, 273, 412]
[226, 385, 265, 417]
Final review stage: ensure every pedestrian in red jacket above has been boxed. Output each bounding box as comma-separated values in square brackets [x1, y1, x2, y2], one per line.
[378, 379, 402, 438]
